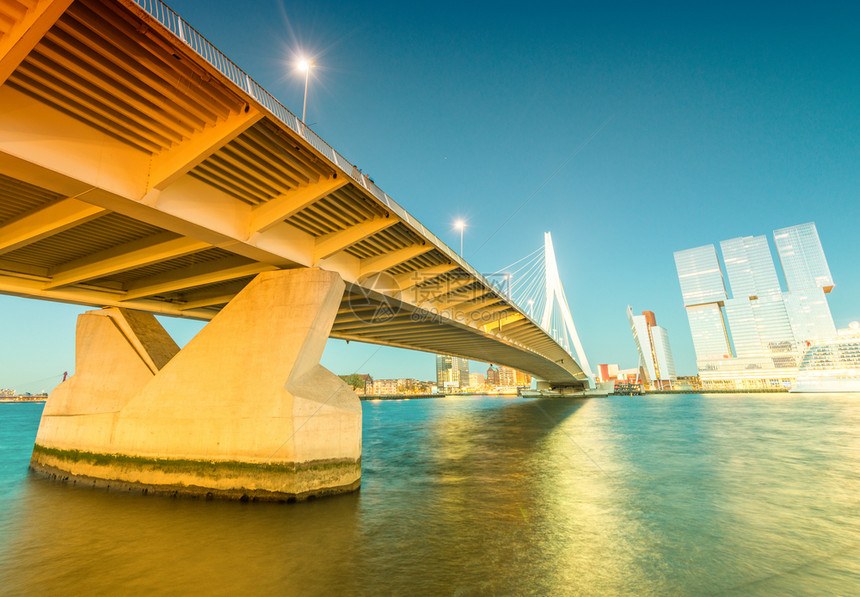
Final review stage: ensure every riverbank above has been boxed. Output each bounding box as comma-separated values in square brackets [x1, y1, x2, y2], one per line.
[359, 393, 444, 401]
[360, 391, 520, 401]
[650, 388, 790, 394]
[362, 388, 797, 401]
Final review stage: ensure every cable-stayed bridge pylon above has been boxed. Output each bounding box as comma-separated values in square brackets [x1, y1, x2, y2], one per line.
[501, 232, 594, 386]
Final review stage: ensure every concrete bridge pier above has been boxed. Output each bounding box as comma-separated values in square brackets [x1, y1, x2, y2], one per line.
[30, 268, 362, 501]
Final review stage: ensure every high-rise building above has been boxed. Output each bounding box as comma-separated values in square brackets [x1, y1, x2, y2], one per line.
[435, 354, 469, 389]
[774, 222, 836, 343]
[515, 370, 531, 387]
[675, 222, 837, 389]
[783, 291, 836, 344]
[720, 235, 782, 296]
[673, 245, 732, 361]
[720, 235, 797, 367]
[497, 366, 517, 387]
[773, 222, 834, 293]
[486, 365, 499, 386]
[627, 306, 677, 389]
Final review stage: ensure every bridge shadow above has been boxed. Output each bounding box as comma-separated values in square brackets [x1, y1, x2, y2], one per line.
[355, 395, 602, 593]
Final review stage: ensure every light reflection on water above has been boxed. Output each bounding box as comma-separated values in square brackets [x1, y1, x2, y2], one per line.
[1, 394, 859, 595]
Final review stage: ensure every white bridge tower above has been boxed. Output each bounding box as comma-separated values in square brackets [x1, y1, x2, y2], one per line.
[504, 232, 594, 387]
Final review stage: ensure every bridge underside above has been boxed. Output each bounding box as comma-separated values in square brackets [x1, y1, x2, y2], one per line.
[2, 0, 587, 499]
[0, 0, 585, 387]
[333, 284, 587, 386]
[0, 147, 585, 387]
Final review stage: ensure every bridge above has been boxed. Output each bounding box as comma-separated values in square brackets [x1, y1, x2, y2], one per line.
[0, 0, 590, 500]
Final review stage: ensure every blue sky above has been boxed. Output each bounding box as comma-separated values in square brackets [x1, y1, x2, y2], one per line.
[2, 0, 859, 392]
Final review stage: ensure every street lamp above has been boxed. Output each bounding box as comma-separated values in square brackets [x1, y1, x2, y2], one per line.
[298, 59, 315, 123]
[454, 219, 466, 256]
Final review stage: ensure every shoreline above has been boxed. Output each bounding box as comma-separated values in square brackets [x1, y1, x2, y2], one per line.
[359, 393, 444, 401]
[1, 388, 840, 406]
[647, 388, 789, 394]
[359, 388, 839, 401]
[360, 392, 520, 401]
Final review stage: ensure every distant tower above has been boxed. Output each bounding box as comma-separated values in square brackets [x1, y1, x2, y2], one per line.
[486, 365, 500, 386]
[435, 354, 469, 389]
[627, 307, 677, 389]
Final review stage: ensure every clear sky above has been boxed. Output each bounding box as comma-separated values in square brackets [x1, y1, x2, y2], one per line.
[2, 0, 859, 392]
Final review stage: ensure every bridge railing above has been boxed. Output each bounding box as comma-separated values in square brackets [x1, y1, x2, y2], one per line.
[130, 0, 507, 311]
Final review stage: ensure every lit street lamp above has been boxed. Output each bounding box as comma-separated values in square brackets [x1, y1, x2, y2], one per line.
[454, 219, 466, 256]
[298, 59, 315, 123]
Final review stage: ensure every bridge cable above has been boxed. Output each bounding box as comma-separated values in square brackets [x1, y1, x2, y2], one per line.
[498, 245, 543, 273]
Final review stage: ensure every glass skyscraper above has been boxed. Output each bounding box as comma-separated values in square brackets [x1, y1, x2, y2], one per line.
[784, 291, 836, 343]
[720, 235, 796, 366]
[674, 245, 728, 305]
[774, 222, 834, 293]
[675, 222, 837, 389]
[720, 235, 781, 297]
[774, 222, 836, 343]
[673, 245, 732, 363]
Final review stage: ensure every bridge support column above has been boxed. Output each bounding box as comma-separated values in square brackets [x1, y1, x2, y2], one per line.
[30, 268, 361, 501]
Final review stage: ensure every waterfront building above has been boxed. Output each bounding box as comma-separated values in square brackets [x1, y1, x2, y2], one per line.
[675, 376, 701, 390]
[616, 367, 646, 383]
[515, 370, 531, 387]
[486, 365, 499, 386]
[469, 372, 485, 388]
[370, 379, 398, 395]
[435, 354, 470, 389]
[673, 245, 732, 361]
[596, 364, 620, 383]
[396, 379, 416, 393]
[720, 234, 797, 368]
[674, 222, 838, 389]
[627, 307, 677, 389]
[783, 291, 837, 344]
[367, 378, 434, 395]
[498, 366, 517, 387]
[774, 223, 837, 343]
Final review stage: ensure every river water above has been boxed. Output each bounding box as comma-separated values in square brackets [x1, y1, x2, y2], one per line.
[1, 394, 859, 595]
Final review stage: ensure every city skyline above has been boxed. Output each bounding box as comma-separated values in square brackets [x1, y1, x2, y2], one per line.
[1, 0, 859, 391]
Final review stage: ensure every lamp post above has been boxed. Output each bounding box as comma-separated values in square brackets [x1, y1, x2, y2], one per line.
[298, 59, 315, 123]
[454, 219, 466, 256]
